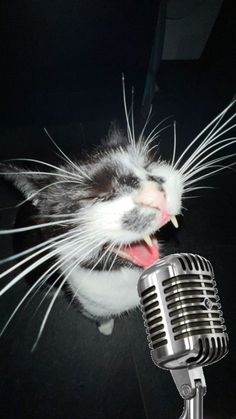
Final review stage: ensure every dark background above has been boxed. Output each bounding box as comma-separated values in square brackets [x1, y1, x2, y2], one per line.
[0, 1, 235, 418]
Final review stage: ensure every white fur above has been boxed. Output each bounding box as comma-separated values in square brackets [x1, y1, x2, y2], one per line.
[66, 265, 141, 318]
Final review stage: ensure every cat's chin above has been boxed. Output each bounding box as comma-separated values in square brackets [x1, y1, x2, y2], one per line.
[112, 236, 160, 269]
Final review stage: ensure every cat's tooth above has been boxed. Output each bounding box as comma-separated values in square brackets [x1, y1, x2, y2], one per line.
[143, 235, 153, 247]
[170, 215, 179, 229]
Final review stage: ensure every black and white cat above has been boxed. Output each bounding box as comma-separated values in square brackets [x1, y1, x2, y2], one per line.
[0, 92, 235, 347]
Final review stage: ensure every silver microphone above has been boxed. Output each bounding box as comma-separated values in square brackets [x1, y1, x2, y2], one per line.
[138, 253, 229, 419]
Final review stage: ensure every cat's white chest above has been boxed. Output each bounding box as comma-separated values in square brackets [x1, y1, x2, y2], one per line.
[66, 265, 141, 318]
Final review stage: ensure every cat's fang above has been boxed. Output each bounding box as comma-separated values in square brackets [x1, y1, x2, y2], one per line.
[143, 235, 153, 248]
[170, 215, 178, 228]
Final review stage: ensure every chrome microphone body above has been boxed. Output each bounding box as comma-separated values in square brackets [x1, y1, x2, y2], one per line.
[138, 253, 229, 419]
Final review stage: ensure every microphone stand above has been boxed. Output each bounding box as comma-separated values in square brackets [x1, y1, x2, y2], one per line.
[171, 367, 206, 419]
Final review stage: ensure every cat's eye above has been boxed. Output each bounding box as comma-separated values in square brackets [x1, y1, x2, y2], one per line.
[119, 175, 140, 188]
[148, 175, 165, 184]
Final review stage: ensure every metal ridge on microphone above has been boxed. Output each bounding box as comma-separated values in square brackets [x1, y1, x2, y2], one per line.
[138, 253, 229, 370]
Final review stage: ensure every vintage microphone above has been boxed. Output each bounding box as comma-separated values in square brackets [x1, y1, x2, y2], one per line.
[138, 253, 229, 419]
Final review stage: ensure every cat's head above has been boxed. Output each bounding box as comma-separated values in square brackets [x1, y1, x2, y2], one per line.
[1, 128, 183, 270]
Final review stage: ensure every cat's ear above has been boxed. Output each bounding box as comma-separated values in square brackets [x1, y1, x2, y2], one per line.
[0, 163, 50, 205]
[103, 123, 128, 148]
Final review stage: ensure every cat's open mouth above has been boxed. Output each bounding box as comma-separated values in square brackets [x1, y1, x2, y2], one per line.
[112, 236, 160, 269]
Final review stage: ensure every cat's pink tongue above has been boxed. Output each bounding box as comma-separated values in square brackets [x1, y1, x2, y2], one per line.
[119, 238, 160, 268]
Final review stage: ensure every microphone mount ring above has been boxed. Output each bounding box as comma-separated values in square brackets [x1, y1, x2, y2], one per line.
[171, 367, 206, 419]
[179, 381, 204, 419]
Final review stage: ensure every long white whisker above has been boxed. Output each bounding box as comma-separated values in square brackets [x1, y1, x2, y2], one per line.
[182, 152, 236, 182]
[179, 129, 236, 175]
[174, 100, 235, 168]
[31, 237, 107, 350]
[184, 164, 235, 187]
[122, 74, 134, 146]
[5, 158, 83, 182]
[0, 218, 78, 235]
[44, 128, 91, 180]
[15, 180, 81, 208]
[0, 227, 97, 284]
[171, 120, 177, 166]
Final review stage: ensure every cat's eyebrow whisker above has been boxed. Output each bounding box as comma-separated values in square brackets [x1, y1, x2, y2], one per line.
[43, 128, 92, 181]
[15, 180, 82, 208]
[174, 101, 235, 169]
[5, 158, 84, 183]
[138, 105, 153, 142]
[131, 86, 135, 143]
[143, 123, 172, 149]
[171, 120, 177, 167]
[122, 74, 135, 147]
[140, 114, 172, 144]
[0, 170, 83, 183]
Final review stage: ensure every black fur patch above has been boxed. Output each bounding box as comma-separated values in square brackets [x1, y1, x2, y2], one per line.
[122, 208, 156, 233]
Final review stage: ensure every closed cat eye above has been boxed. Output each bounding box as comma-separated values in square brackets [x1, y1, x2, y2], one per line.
[118, 175, 140, 188]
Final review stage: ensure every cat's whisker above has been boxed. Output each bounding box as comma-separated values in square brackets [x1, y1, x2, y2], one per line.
[131, 86, 135, 143]
[180, 135, 236, 176]
[0, 217, 79, 235]
[171, 120, 177, 167]
[182, 153, 236, 183]
[43, 128, 92, 181]
[32, 235, 104, 315]
[88, 242, 116, 274]
[31, 237, 108, 350]
[102, 242, 117, 271]
[179, 128, 236, 174]
[0, 169, 86, 187]
[6, 158, 84, 182]
[143, 123, 172, 149]
[0, 227, 98, 283]
[108, 242, 123, 273]
[198, 101, 235, 147]
[20, 234, 105, 310]
[183, 163, 236, 187]
[183, 186, 216, 193]
[122, 74, 135, 147]
[138, 105, 153, 142]
[174, 100, 235, 169]
[15, 180, 82, 208]
[0, 227, 80, 265]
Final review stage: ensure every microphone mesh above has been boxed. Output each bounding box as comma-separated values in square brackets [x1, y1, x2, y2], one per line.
[139, 253, 229, 368]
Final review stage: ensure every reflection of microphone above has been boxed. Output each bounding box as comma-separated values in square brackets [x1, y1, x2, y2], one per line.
[138, 253, 229, 419]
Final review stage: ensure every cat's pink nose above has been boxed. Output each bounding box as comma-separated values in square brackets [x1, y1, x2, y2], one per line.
[134, 182, 170, 227]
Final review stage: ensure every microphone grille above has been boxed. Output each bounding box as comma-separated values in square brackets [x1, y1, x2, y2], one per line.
[138, 253, 229, 369]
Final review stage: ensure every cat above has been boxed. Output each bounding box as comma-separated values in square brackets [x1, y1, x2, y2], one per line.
[0, 92, 235, 349]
